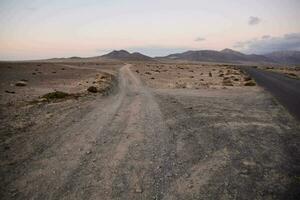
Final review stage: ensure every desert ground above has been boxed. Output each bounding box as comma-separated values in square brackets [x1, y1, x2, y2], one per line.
[261, 66, 300, 80]
[1, 61, 299, 199]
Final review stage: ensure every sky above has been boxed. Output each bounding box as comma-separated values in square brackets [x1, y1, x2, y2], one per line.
[0, 0, 300, 60]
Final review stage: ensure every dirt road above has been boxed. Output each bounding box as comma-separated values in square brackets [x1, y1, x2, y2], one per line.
[1, 64, 300, 199]
[2, 64, 174, 199]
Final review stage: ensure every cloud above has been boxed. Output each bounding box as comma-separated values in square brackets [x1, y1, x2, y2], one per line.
[248, 16, 261, 25]
[26, 7, 38, 11]
[195, 37, 206, 42]
[233, 33, 300, 54]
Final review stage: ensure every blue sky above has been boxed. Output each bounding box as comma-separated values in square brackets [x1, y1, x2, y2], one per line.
[0, 0, 300, 60]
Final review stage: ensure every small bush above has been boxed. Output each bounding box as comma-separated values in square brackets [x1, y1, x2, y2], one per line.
[244, 76, 252, 81]
[87, 86, 98, 93]
[5, 90, 15, 94]
[287, 73, 297, 77]
[42, 91, 69, 100]
[15, 81, 27, 86]
[223, 79, 233, 86]
[244, 81, 256, 86]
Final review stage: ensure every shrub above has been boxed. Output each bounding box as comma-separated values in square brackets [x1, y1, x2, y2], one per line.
[244, 76, 252, 81]
[15, 81, 27, 86]
[42, 91, 69, 100]
[87, 86, 98, 93]
[223, 79, 233, 86]
[244, 81, 256, 86]
[287, 73, 297, 77]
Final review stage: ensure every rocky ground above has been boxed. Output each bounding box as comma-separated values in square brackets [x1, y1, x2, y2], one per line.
[131, 63, 256, 89]
[259, 66, 300, 80]
[0, 62, 299, 199]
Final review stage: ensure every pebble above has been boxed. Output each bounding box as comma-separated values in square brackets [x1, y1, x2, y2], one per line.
[86, 151, 92, 154]
[15, 81, 27, 86]
[135, 186, 143, 193]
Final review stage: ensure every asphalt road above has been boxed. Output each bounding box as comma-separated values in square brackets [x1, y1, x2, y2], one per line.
[245, 67, 300, 120]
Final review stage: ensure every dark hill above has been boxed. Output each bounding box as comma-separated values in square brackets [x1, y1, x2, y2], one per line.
[101, 50, 154, 61]
[158, 49, 274, 64]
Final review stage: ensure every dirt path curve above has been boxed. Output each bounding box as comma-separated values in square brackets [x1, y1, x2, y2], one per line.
[4, 64, 174, 200]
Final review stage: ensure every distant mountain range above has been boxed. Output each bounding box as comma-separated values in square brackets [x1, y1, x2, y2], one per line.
[264, 51, 300, 65]
[98, 49, 300, 65]
[48, 49, 300, 65]
[156, 49, 300, 65]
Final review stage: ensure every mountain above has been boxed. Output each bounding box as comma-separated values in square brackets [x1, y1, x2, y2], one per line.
[101, 50, 154, 61]
[158, 49, 274, 64]
[46, 49, 300, 65]
[264, 51, 300, 65]
[220, 48, 245, 56]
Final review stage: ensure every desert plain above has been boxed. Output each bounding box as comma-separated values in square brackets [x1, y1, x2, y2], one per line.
[0, 60, 299, 200]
